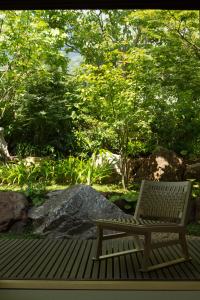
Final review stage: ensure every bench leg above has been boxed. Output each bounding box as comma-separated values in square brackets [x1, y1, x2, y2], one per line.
[140, 233, 151, 271]
[133, 235, 143, 251]
[93, 226, 103, 260]
[179, 232, 190, 260]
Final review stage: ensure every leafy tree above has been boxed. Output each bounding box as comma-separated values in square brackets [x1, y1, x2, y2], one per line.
[0, 11, 77, 156]
[1, 9, 200, 164]
[77, 48, 153, 187]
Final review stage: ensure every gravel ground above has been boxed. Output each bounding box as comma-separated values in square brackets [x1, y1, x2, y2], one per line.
[122, 232, 200, 242]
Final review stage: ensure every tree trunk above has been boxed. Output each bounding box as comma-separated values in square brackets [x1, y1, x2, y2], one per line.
[0, 127, 11, 162]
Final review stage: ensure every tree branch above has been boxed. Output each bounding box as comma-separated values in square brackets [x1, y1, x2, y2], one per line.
[65, 43, 82, 55]
[176, 28, 200, 59]
[0, 18, 4, 34]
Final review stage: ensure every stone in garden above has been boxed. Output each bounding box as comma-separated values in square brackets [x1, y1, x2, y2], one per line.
[0, 127, 11, 162]
[134, 146, 185, 181]
[95, 151, 134, 183]
[28, 184, 131, 239]
[22, 156, 46, 166]
[184, 163, 200, 181]
[0, 192, 29, 232]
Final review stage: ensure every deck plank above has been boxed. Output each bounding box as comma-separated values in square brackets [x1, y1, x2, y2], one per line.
[0, 239, 200, 281]
[39, 239, 69, 279]
[62, 239, 83, 279]
[0, 239, 40, 278]
[99, 239, 107, 280]
[128, 239, 143, 279]
[69, 239, 88, 279]
[84, 239, 97, 279]
[123, 239, 135, 279]
[53, 239, 75, 279]
[5, 239, 52, 279]
[171, 243, 196, 279]
[0, 239, 19, 254]
[32, 239, 64, 279]
[147, 249, 160, 280]
[118, 239, 128, 279]
[46, 239, 70, 279]
[0, 239, 31, 263]
[186, 240, 200, 278]
[106, 240, 114, 279]
[153, 248, 173, 279]
[113, 239, 120, 280]
[165, 245, 190, 279]
[76, 240, 93, 280]
[54, 239, 78, 279]
[160, 245, 183, 279]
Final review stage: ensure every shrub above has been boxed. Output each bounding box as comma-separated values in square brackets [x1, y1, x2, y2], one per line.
[53, 154, 113, 185]
[109, 190, 139, 212]
[24, 182, 47, 206]
[0, 153, 113, 187]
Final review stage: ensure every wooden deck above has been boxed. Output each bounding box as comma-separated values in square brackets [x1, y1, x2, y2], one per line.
[0, 238, 200, 290]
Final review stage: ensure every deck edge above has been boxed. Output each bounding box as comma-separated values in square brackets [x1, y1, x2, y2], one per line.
[0, 280, 200, 290]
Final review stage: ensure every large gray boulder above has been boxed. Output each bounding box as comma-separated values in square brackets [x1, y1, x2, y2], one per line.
[28, 184, 131, 239]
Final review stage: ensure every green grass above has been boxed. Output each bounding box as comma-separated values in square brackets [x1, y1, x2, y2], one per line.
[0, 183, 127, 193]
[0, 183, 129, 197]
[0, 221, 44, 240]
[0, 232, 43, 239]
[92, 183, 128, 193]
[0, 184, 22, 192]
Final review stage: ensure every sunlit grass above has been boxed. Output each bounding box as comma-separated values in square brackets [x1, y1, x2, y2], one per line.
[92, 184, 128, 193]
[0, 184, 22, 192]
[0, 183, 130, 194]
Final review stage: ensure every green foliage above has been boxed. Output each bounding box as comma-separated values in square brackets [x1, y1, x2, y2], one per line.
[0, 161, 28, 186]
[0, 220, 43, 239]
[1, 9, 200, 162]
[0, 154, 113, 187]
[187, 223, 200, 237]
[76, 48, 153, 187]
[51, 153, 113, 185]
[109, 190, 139, 211]
[16, 143, 40, 158]
[109, 190, 139, 202]
[0, 11, 78, 156]
[191, 181, 200, 199]
[24, 183, 47, 206]
[0, 232, 43, 239]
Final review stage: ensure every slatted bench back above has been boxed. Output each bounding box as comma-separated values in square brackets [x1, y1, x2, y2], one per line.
[134, 180, 192, 225]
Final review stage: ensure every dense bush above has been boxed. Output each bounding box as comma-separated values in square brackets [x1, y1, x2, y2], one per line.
[109, 190, 139, 213]
[0, 155, 113, 187]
